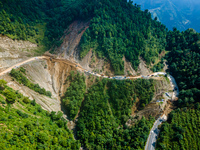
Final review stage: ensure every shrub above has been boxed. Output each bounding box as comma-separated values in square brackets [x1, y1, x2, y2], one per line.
[3, 89, 17, 104]
[8, 115, 13, 119]
[16, 110, 29, 118]
[0, 79, 7, 90]
[10, 69, 52, 97]
[23, 97, 30, 104]
[31, 99, 36, 106]
[0, 117, 7, 121]
[19, 67, 26, 74]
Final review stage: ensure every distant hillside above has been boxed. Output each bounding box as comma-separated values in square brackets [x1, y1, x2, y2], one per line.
[132, 0, 200, 32]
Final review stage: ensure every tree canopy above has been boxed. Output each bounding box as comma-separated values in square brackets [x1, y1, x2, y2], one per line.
[79, 0, 167, 74]
[0, 80, 80, 149]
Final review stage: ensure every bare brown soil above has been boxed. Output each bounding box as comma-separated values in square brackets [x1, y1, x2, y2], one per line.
[126, 77, 172, 126]
[163, 101, 175, 116]
[56, 20, 90, 62]
[124, 56, 152, 76]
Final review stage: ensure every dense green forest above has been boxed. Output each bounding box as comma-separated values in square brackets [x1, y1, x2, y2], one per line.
[76, 78, 155, 149]
[0, 0, 96, 49]
[108, 79, 155, 125]
[166, 28, 200, 107]
[0, 79, 80, 149]
[0, 0, 167, 73]
[10, 68, 52, 97]
[62, 70, 155, 123]
[156, 28, 200, 149]
[62, 71, 86, 120]
[156, 108, 200, 150]
[79, 0, 167, 74]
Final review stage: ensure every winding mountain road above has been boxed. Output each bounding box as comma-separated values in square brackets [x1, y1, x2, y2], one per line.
[0, 56, 46, 76]
[144, 72, 179, 150]
[0, 56, 179, 150]
[145, 115, 167, 150]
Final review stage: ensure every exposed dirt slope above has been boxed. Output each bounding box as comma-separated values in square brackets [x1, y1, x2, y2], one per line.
[54, 20, 152, 76]
[56, 20, 90, 62]
[124, 57, 152, 76]
[0, 35, 38, 72]
[0, 57, 78, 113]
[46, 58, 78, 97]
[126, 77, 172, 126]
[79, 49, 115, 75]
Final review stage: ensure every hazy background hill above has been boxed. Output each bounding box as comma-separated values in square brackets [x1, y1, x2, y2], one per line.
[132, 0, 200, 32]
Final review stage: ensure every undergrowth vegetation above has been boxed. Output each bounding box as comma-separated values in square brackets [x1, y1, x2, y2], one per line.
[76, 79, 155, 149]
[157, 28, 200, 149]
[0, 79, 80, 149]
[10, 68, 52, 97]
[62, 71, 86, 120]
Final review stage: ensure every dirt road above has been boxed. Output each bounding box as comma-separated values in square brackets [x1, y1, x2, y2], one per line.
[0, 55, 179, 150]
[0, 56, 47, 76]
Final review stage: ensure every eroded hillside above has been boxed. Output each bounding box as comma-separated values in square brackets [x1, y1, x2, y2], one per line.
[53, 20, 161, 76]
[0, 52, 172, 124]
[0, 35, 38, 72]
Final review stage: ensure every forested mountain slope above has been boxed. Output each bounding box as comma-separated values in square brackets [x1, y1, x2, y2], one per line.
[0, 0, 168, 74]
[156, 28, 200, 150]
[75, 78, 155, 149]
[0, 66, 161, 149]
[0, 0, 95, 49]
[157, 108, 200, 150]
[1, 0, 200, 149]
[79, 0, 167, 74]
[0, 80, 80, 149]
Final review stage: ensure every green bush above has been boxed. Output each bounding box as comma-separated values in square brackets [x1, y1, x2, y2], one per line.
[22, 97, 30, 104]
[0, 84, 80, 149]
[19, 67, 26, 74]
[3, 88, 16, 104]
[10, 69, 52, 97]
[62, 72, 86, 120]
[0, 80, 7, 91]
[31, 99, 36, 106]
